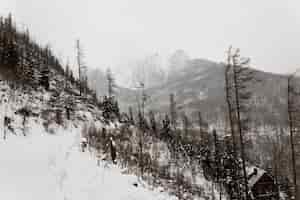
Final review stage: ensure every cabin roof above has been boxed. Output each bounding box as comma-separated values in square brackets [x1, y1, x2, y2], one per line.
[247, 166, 267, 188]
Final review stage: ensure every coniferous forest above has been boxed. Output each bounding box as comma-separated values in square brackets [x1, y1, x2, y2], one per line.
[0, 13, 300, 200]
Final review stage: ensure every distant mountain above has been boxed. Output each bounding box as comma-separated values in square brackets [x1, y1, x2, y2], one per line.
[85, 49, 289, 128]
[166, 49, 190, 81]
[116, 58, 288, 128]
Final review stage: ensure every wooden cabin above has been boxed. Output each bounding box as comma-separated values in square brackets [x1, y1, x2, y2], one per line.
[247, 167, 279, 200]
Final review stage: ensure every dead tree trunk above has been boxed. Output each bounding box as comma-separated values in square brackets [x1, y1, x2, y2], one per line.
[232, 59, 249, 200]
[288, 76, 298, 200]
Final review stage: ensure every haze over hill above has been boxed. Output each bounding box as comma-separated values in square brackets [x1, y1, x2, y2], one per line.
[87, 51, 288, 129]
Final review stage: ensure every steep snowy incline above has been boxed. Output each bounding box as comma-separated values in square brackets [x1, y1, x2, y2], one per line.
[0, 122, 176, 200]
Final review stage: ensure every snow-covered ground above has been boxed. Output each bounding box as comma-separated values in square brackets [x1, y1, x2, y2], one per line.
[0, 121, 176, 200]
[0, 81, 219, 200]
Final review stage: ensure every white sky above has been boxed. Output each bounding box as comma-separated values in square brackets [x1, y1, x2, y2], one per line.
[0, 0, 16, 16]
[2, 0, 300, 74]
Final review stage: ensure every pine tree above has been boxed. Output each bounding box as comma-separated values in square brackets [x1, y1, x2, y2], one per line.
[64, 94, 75, 120]
[102, 95, 119, 123]
[287, 71, 300, 199]
[213, 129, 223, 200]
[198, 111, 209, 147]
[182, 112, 190, 135]
[128, 106, 135, 125]
[226, 47, 255, 200]
[148, 110, 157, 136]
[225, 48, 255, 200]
[40, 64, 50, 90]
[225, 46, 242, 199]
[65, 62, 70, 80]
[169, 93, 177, 130]
[102, 96, 111, 123]
[0, 14, 65, 87]
[113, 100, 120, 120]
[2, 14, 19, 77]
[76, 39, 84, 96]
[106, 68, 116, 98]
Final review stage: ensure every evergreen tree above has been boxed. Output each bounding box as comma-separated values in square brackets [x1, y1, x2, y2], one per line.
[287, 71, 300, 199]
[106, 68, 116, 98]
[226, 47, 255, 200]
[128, 106, 135, 125]
[102, 95, 119, 123]
[113, 100, 120, 120]
[181, 112, 190, 135]
[148, 110, 157, 136]
[40, 64, 50, 90]
[76, 39, 84, 96]
[169, 93, 177, 130]
[161, 114, 171, 141]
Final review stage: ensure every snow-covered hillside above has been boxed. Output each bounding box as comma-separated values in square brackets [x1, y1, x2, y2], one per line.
[0, 121, 177, 200]
[0, 80, 177, 200]
[0, 74, 219, 200]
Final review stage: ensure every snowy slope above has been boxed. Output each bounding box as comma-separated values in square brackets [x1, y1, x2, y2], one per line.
[0, 81, 219, 200]
[0, 121, 177, 200]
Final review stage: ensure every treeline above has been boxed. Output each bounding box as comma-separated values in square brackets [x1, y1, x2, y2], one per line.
[85, 47, 299, 200]
[85, 107, 213, 199]
[0, 14, 72, 88]
[85, 79, 242, 199]
[0, 14, 119, 139]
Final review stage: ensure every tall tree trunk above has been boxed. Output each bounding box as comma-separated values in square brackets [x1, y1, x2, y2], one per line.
[233, 64, 249, 200]
[76, 39, 82, 96]
[288, 77, 298, 199]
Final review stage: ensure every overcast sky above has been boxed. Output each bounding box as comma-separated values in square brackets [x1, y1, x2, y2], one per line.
[1, 0, 300, 75]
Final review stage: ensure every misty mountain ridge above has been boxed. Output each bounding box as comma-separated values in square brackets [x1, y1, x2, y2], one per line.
[87, 55, 288, 129]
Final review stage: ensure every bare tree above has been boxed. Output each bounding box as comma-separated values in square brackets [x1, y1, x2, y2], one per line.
[287, 70, 300, 199]
[181, 112, 190, 135]
[225, 46, 238, 156]
[169, 93, 178, 130]
[198, 111, 208, 147]
[213, 129, 223, 200]
[106, 68, 116, 98]
[225, 46, 241, 200]
[135, 82, 149, 178]
[128, 106, 135, 125]
[226, 47, 255, 200]
[76, 39, 85, 96]
[148, 110, 157, 136]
